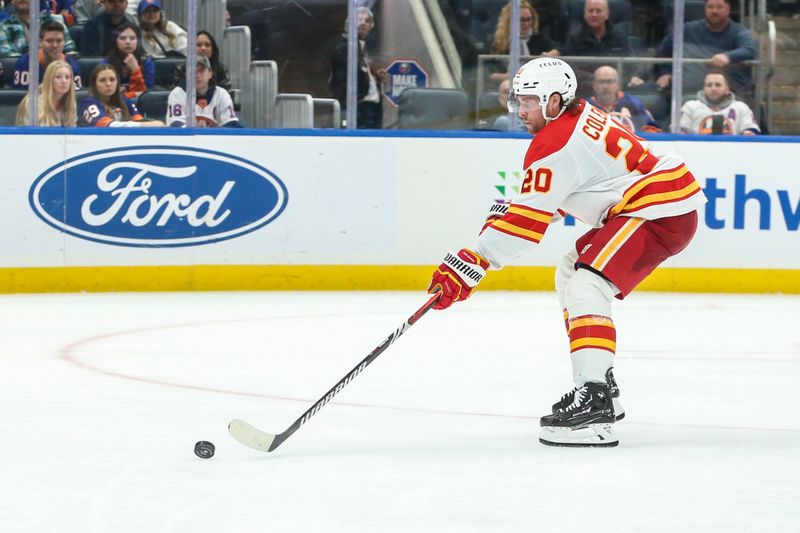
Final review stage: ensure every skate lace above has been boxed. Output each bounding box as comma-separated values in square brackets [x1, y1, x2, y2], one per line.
[560, 386, 579, 403]
[565, 387, 587, 412]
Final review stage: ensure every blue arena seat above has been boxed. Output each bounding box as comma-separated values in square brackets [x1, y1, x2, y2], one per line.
[0, 89, 27, 125]
[153, 58, 185, 89]
[398, 88, 470, 130]
[0, 56, 20, 88]
[69, 24, 84, 52]
[76, 57, 104, 80]
[136, 90, 171, 122]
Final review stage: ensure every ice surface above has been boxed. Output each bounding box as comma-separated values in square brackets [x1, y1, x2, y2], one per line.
[0, 291, 798, 532]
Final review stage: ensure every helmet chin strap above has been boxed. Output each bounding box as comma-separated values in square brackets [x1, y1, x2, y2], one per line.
[540, 94, 568, 125]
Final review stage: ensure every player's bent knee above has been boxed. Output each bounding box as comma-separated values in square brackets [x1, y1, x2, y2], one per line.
[564, 267, 617, 317]
[555, 249, 579, 308]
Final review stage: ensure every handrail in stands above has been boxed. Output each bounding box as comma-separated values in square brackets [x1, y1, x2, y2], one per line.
[476, 54, 769, 129]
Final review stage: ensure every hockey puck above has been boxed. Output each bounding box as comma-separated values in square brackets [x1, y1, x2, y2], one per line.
[194, 440, 215, 459]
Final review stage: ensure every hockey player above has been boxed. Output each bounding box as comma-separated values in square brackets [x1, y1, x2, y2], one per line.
[427, 58, 706, 447]
[166, 55, 240, 128]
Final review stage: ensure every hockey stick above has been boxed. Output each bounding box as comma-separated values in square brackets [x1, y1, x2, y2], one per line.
[228, 292, 441, 453]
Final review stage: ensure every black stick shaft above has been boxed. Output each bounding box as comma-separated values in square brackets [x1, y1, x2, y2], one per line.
[268, 293, 441, 451]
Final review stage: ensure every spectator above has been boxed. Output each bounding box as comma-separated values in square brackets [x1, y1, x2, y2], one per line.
[330, 6, 384, 129]
[15, 59, 77, 126]
[588, 65, 661, 133]
[103, 22, 154, 98]
[13, 20, 81, 89]
[488, 0, 560, 83]
[563, 0, 644, 88]
[79, 63, 164, 126]
[680, 69, 759, 135]
[492, 78, 527, 131]
[40, 0, 75, 25]
[73, 0, 102, 25]
[80, 0, 137, 57]
[2, 0, 75, 25]
[656, 0, 756, 96]
[137, 0, 186, 58]
[224, 9, 231, 28]
[0, 0, 76, 56]
[172, 31, 232, 92]
[166, 55, 240, 128]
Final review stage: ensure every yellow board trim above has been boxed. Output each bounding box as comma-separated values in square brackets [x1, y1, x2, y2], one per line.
[0, 265, 798, 294]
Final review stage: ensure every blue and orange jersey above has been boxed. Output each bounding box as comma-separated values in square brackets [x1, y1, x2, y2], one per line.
[78, 95, 143, 127]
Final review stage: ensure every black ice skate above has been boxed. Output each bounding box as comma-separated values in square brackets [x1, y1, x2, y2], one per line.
[605, 368, 625, 421]
[551, 368, 625, 421]
[540, 381, 618, 447]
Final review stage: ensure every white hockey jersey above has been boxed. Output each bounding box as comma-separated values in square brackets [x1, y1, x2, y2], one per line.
[476, 100, 707, 269]
[166, 85, 239, 127]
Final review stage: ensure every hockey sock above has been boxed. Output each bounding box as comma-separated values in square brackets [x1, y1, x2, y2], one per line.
[568, 314, 616, 386]
[564, 268, 618, 386]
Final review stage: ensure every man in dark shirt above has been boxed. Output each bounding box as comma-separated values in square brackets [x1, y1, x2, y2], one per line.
[655, 0, 756, 95]
[563, 0, 644, 90]
[80, 0, 138, 56]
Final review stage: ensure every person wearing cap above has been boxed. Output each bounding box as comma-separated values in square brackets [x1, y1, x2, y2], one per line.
[137, 0, 187, 59]
[166, 55, 240, 128]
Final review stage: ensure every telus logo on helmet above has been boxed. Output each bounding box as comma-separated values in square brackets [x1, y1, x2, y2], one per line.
[29, 146, 288, 247]
[536, 60, 563, 69]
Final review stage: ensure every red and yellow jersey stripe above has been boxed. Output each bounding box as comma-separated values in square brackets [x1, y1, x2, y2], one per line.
[607, 163, 702, 220]
[485, 204, 553, 244]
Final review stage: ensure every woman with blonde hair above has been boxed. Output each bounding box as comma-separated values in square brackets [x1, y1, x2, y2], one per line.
[16, 60, 78, 126]
[489, 1, 560, 82]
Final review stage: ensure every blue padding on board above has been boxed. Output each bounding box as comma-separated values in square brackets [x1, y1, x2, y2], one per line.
[1, 126, 799, 143]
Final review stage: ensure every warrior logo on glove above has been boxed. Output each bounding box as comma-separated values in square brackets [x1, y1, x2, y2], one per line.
[428, 249, 490, 310]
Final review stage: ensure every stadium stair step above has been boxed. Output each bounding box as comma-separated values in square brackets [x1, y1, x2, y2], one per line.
[770, 15, 800, 134]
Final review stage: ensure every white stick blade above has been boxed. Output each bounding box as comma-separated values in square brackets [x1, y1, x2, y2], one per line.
[228, 419, 276, 452]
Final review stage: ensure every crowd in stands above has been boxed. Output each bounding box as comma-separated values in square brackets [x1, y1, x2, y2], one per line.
[474, 0, 766, 134]
[333, 0, 768, 134]
[0, 0, 790, 134]
[1, 0, 238, 128]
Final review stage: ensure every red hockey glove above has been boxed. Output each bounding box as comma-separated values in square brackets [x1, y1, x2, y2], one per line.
[480, 200, 510, 234]
[427, 249, 490, 310]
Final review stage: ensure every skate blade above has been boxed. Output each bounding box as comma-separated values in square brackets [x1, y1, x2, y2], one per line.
[539, 422, 618, 448]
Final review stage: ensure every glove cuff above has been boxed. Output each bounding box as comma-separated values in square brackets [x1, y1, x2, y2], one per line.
[443, 249, 488, 288]
[487, 200, 510, 218]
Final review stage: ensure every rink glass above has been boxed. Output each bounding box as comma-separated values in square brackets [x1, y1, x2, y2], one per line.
[9, 1, 770, 133]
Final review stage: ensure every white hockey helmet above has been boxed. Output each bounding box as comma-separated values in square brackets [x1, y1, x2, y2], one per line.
[508, 58, 577, 119]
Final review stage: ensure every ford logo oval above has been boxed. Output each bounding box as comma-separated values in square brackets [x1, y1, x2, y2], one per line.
[29, 146, 288, 247]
